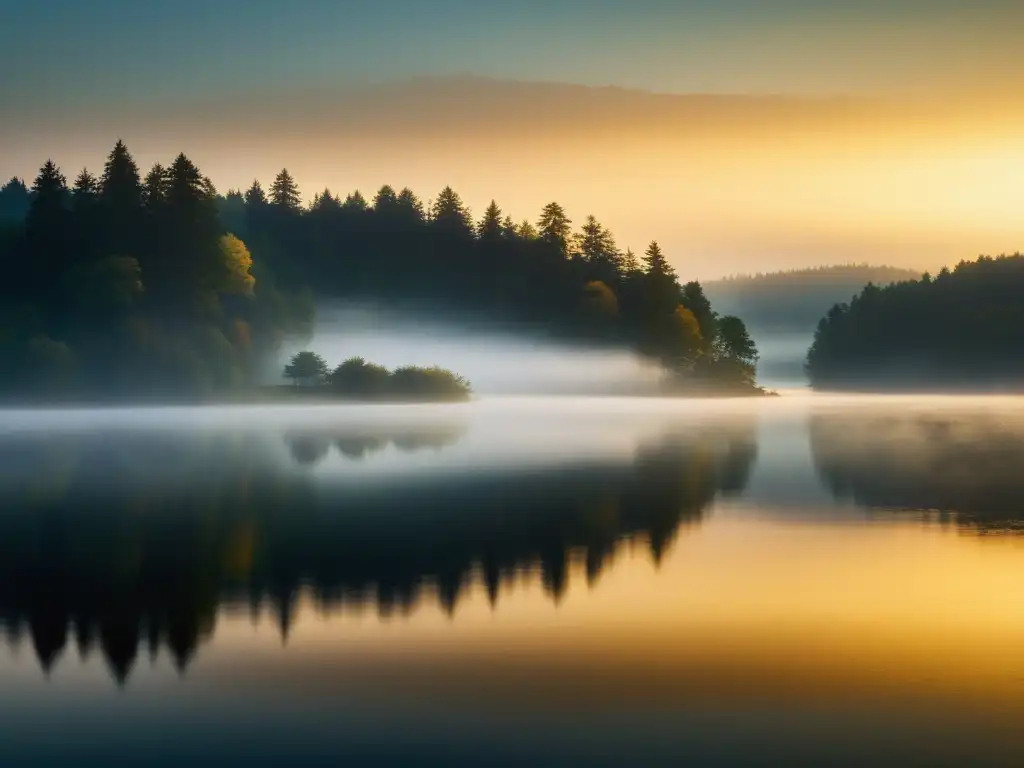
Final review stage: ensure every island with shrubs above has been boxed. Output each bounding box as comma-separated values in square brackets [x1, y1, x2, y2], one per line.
[274, 351, 472, 402]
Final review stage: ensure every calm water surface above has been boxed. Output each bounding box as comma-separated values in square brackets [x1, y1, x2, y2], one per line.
[1, 395, 1023, 766]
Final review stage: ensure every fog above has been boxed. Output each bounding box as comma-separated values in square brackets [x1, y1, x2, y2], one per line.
[273, 303, 816, 394]
[277, 303, 669, 395]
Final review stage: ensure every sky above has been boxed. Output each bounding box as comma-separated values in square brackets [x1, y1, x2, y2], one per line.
[3, 0, 1024, 277]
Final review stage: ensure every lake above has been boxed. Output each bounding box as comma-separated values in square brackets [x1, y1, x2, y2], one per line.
[1, 394, 1023, 766]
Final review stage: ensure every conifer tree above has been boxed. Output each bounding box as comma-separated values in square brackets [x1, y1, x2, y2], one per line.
[477, 200, 503, 242]
[643, 241, 673, 278]
[373, 185, 399, 212]
[72, 169, 99, 206]
[537, 202, 572, 257]
[270, 169, 301, 211]
[396, 188, 425, 222]
[622, 248, 640, 274]
[0, 177, 31, 222]
[431, 186, 472, 235]
[244, 180, 268, 207]
[99, 140, 142, 213]
[342, 191, 368, 211]
[142, 164, 168, 209]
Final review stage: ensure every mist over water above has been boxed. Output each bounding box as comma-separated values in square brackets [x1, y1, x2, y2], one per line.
[3, 392, 1024, 766]
[277, 303, 668, 395]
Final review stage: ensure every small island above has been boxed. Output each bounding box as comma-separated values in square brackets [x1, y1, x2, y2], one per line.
[274, 351, 472, 402]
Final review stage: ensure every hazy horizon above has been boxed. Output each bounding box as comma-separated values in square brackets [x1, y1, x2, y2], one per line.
[6, 81, 1024, 280]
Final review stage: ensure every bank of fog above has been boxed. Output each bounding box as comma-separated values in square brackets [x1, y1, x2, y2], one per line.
[273, 305, 667, 395]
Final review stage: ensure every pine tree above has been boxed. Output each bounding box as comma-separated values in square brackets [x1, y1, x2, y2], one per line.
[501, 215, 518, 239]
[244, 180, 267, 207]
[643, 241, 675, 279]
[622, 248, 640, 274]
[311, 188, 342, 213]
[25, 160, 71, 297]
[477, 200, 503, 242]
[72, 169, 99, 210]
[0, 177, 31, 224]
[270, 169, 301, 211]
[142, 164, 168, 209]
[373, 185, 398, 212]
[342, 190, 368, 211]
[396, 188, 425, 222]
[517, 220, 538, 240]
[537, 202, 572, 256]
[99, 140, 142, 213]
[431, 186, 472, 235]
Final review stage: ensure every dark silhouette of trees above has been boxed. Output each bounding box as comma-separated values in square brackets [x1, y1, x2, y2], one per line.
[0, 140, 764, 397]
[283, 350, 328, 385]
[806, 254, 1024, 390]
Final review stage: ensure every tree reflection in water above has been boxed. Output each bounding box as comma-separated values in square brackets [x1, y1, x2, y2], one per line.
[0, 418, 757, 684]
[810, 409, 1024, 533]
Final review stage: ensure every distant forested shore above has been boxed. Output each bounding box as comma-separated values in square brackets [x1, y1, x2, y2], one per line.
[806, 254, 1024, 391]
[0, 141, 764, 401]
[704, 264, 922, 335]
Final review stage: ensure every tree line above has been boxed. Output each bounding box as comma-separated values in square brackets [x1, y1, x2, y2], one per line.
[0, 144, 312, 398]
[0, 141, 760, 398]
[806, 254, 1024, 389]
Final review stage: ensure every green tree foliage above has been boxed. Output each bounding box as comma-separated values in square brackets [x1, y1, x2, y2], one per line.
[283, 350, 329, 385]
[329, 356, 391, 396]
[805, 254, 1024, 390]
[0, 141, 312, 400]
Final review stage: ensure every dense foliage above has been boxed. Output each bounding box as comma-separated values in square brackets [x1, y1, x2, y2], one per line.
[0, 144, 312, 399]
[282, 352, 473, 401]
[0, 142, 762, 399]
[705, 264, 921, 334]
[806, 255, 1024, 389]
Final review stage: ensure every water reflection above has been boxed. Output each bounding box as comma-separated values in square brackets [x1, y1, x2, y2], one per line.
[0, 417, 757, 685]
[285, 423, 467, 465]
[810, 409, 1024, 532]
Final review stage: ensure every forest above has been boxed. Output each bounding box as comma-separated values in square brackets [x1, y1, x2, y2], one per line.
[704, 264, 921, 335]
[806, 254, 1024, 390]
[0, 141, 761, 400]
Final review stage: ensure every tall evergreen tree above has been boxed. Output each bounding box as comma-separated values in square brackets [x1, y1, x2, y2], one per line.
[477, 200, 503, 242]
[372, 185, 399, 213]
[270, 169, 301, 211]
[25, 160, 71, 299]
[396, 188, 425, 222]
[643, 241, 675, 278]
[622, 248, 640, 274]
[142, 164, 168, 209]
[431, 186, 472, 235]
[342, 191, 368, 212]
[311, 188, 342, 213]
[99, 141, 142, 258]
[0, 177, 31, 222]
[72, 169, 99, 210]
[537, 202, 572, 257]
[244, 180, 268, 207]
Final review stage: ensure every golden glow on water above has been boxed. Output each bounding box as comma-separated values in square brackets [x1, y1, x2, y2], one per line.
[204, 510, 1024, 713]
